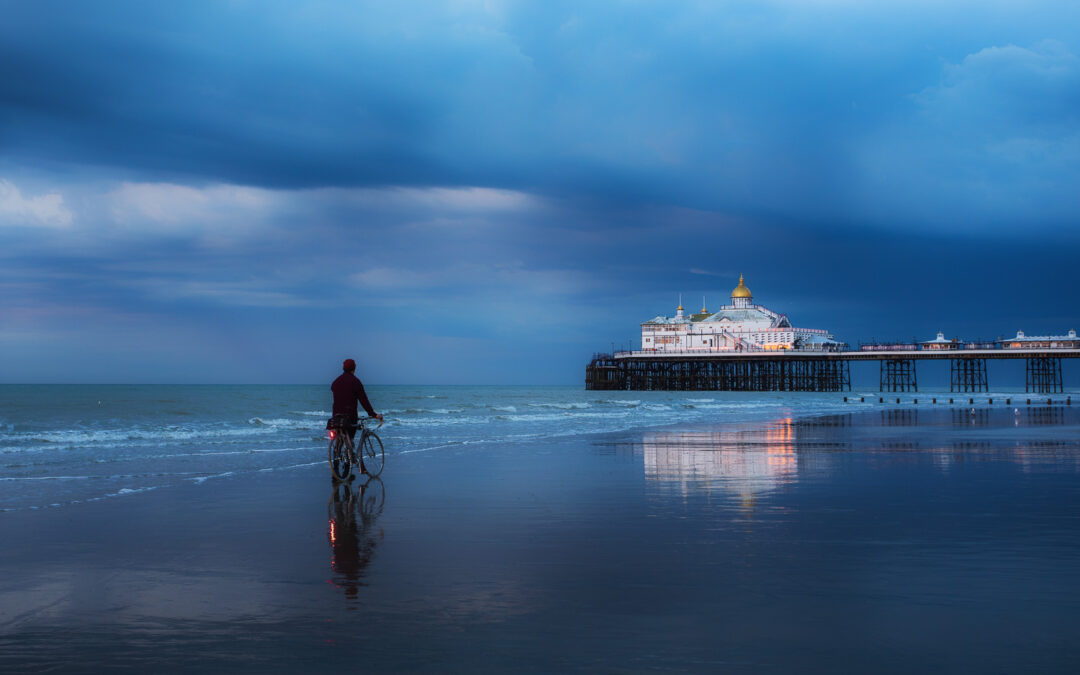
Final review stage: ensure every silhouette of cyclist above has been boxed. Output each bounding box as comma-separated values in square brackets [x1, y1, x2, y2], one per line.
[331, 359, 382, 441]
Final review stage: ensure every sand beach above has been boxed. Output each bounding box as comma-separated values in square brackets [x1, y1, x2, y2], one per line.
[3, 394, 1080, 672]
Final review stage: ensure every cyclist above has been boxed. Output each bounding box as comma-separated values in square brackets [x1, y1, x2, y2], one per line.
[331, 359, 383, 442]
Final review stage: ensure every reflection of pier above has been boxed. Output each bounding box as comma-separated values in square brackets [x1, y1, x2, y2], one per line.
[587, 348, 1076, 393]
[882, 408, 919, 426]
[640, 420, 798, 505]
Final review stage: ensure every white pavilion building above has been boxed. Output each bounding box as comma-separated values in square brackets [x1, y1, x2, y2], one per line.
[640, 275, 842, 353]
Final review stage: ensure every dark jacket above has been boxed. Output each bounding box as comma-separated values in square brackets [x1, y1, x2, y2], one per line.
[332, 372, 377, 419]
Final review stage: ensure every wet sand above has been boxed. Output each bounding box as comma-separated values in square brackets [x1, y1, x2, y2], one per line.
[3, 406, 1080, 672]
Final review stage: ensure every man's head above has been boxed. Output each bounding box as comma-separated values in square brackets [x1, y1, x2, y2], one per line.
[343, 358, 356, 373]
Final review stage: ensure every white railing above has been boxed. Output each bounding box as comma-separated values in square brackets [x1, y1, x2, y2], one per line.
[616, 346, 842, 357]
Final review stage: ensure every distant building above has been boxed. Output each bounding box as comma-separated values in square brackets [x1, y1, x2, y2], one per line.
[999, 329, 1080, 349]
[640, 276, 842, 353]
[921, 331, 959, 350]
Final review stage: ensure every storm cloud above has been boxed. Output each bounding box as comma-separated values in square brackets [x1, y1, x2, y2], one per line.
[1, 1, 1078, 383]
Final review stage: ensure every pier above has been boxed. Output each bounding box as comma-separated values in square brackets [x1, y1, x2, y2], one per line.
[595, 276, 1078, 393]
[585, 348, 1077, 392]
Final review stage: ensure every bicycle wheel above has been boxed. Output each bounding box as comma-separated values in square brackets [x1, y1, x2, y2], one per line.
[329, 480, 356, 522]
[328, 434, 353, 481]
[359, 431, 385, 477]
[357, 476, 385, 520]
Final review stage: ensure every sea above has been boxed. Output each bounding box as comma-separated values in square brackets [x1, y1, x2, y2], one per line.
[1, 384, 877, 512]
[0, 384, 1065, 512]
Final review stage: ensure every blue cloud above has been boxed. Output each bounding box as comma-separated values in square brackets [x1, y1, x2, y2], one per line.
[1, 1, 1079, 382]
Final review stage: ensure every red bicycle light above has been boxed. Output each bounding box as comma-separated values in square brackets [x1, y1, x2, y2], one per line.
[329, 430, 336, 440]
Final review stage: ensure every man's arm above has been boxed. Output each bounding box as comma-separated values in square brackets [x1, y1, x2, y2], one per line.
[354, 379, 377, 418]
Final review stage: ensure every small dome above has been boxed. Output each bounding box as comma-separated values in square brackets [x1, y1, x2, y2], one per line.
[731, 274, 752, 299]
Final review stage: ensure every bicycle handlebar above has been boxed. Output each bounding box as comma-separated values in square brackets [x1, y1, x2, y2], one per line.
[364, 416, 384, 429]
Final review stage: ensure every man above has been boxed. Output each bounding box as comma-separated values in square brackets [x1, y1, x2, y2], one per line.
[331, 359, 382, 442]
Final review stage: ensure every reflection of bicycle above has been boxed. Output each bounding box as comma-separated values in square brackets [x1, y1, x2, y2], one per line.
[327, 416, 385, 481]
[355, 475, 385, 521]
[328, 476, 386, 524]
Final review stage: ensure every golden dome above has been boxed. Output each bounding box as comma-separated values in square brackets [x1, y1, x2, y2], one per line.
[731, 274, 752, 299]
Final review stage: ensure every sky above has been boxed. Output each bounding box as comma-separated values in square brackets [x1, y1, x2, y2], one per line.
[1, 0, 1078, 384]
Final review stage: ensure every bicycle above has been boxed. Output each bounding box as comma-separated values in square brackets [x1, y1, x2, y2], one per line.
[327, 416, 385, 481]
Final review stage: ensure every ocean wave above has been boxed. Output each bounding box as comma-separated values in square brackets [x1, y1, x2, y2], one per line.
[497, 411, 633, 423]
[107, 486, 159, 497]
[0, 421, 311, 450]
[528, 402, 591, 410]
[384, 407, 464, 415]
[0, 469, 210, 481]
[392, 415, 486, 427]
[490, 405, 517, 413]
[190, 471, 235, 484]
[257, 460, 325, 473]
[37, 484, 165, 510]
[248, 417, 323, 429]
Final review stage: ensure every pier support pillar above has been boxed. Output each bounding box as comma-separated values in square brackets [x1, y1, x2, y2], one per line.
[950, 358, 988, 393]
[586, 356, 851, 391]
[585, 354, 623, 390]
[880, 358, 918, 393]
[1026, 357, 1063, 394]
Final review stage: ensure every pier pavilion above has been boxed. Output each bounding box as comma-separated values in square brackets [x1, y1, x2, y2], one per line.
[640, 276, 842, 353]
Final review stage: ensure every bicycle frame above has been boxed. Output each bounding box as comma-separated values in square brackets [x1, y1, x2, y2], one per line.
[328, 417, 384, 481]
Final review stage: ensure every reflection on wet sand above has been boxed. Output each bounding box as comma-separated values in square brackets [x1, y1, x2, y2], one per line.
[640, 418, 798, 506]
[638, 406, 1080, 497]
[327, 477, 385, 603]
[883, 408, 920, 426]
[871, 406, 1080, 472]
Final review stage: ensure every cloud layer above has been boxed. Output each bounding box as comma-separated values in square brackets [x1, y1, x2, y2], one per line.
[1, 1, 1078, 383]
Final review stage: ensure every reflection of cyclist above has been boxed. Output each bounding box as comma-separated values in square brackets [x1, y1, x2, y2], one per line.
[327, 480, 384, 601]
[332, 359, 383, 440]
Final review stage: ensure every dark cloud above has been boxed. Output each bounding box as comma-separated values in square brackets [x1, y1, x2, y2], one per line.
[2, 2, 1076, 216]
[1, 1, 1079, 382]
